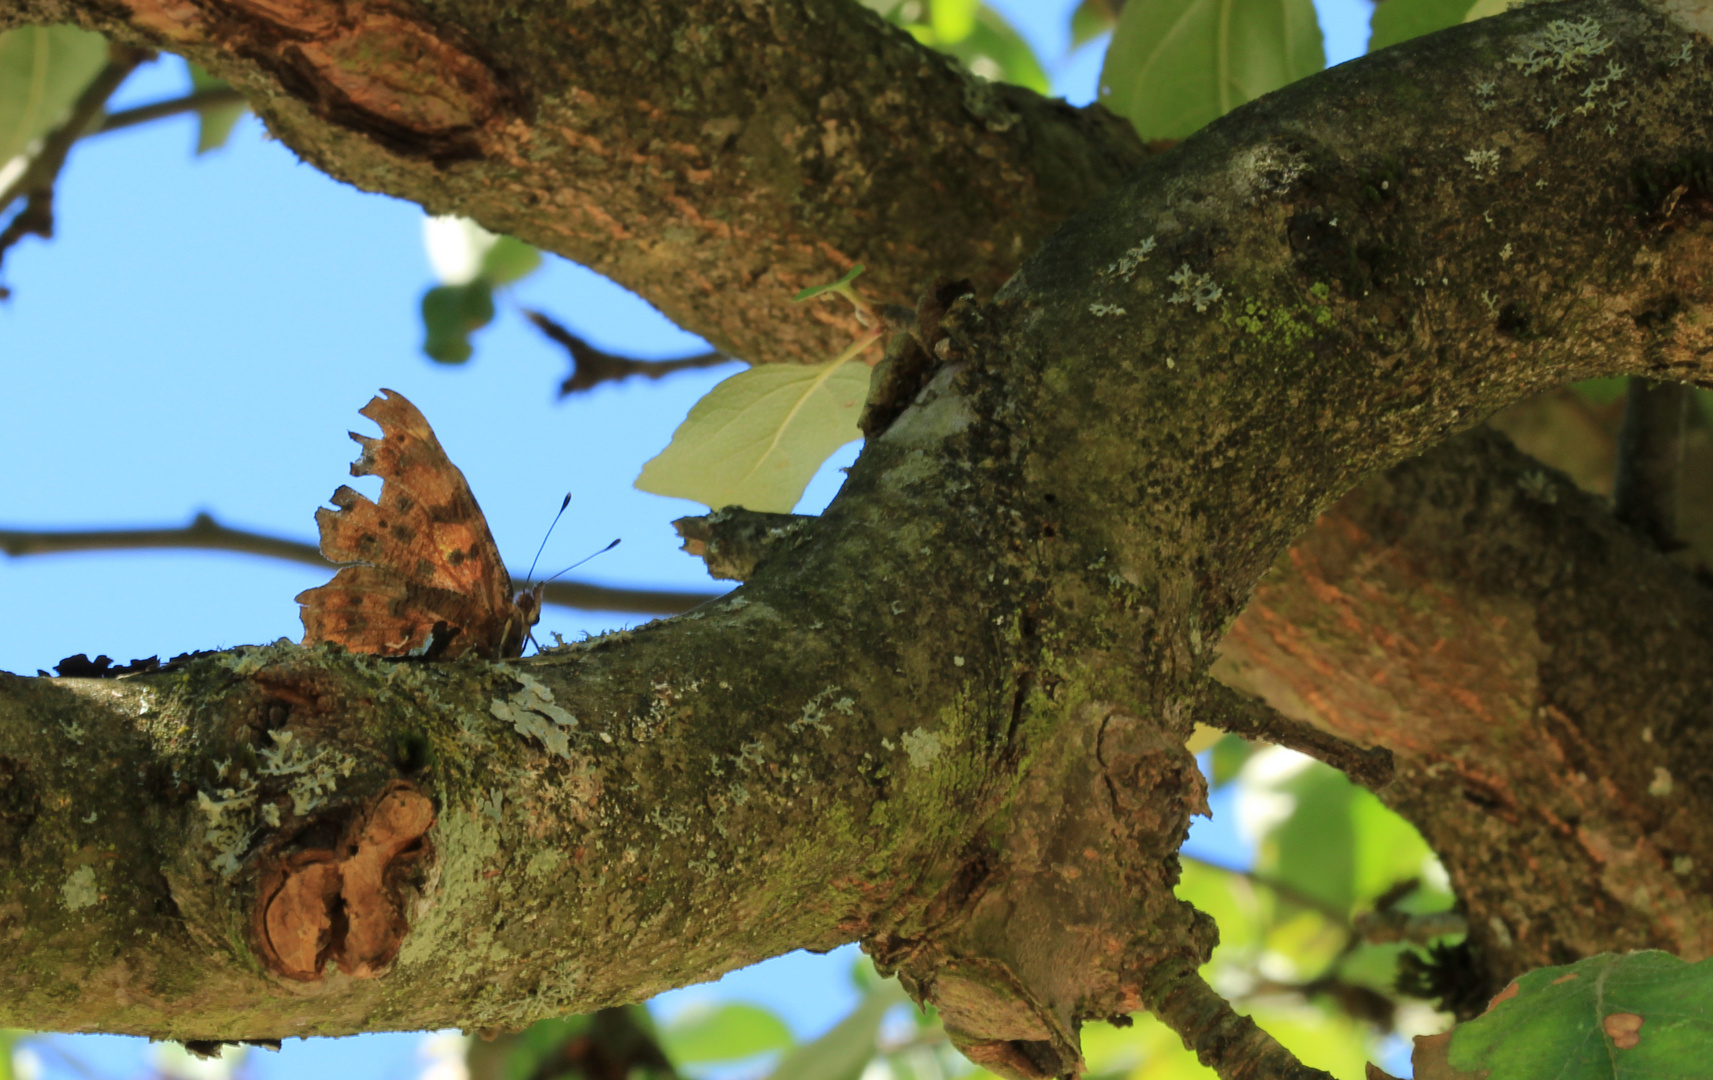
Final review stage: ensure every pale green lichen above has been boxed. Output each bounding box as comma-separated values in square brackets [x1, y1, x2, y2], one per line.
[900, 727, 943, 768]
[1508, 17, 1612, 80]
[491, 674, 579, 758]
[1104, 236, 1155, 282]
[790, 686, 854, 735]
[197, 780, 259, 877]
[258, 729, 355, 816]
[1650, 767, 1674, 798]
[1465, 148, 1501, 177]
[1167, 264, 1222, 313]
[61, 866, 99, 911]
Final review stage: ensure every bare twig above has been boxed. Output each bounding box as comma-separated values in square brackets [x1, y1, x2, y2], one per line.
[1200, 681, 1394, 790]
[1352, 908, 1468, 944]
[0, 45, 152, 287]
[521, 309, 733, 394]
[1180, 854, 1349, 924]
[1140, 964, 1337, 1080]
[95, 86, 247, 135]
[0, 514, 719, 616]
[1612, 377, 1694, 551]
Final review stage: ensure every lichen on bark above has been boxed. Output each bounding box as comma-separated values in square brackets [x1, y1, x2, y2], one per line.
[7, 0, 1713, 1076]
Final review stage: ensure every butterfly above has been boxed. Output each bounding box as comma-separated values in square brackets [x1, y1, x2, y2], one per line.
[297, 389, 542, 660]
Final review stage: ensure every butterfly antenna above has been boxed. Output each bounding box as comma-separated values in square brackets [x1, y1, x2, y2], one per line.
[525, 493, 573, 584]
[541, 539, 621, 586]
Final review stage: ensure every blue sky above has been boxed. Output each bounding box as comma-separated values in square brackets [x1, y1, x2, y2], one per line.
[2, 1, 1370, 1076]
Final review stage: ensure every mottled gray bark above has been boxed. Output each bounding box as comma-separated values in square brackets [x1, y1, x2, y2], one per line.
[7, 1, 1713, 1078]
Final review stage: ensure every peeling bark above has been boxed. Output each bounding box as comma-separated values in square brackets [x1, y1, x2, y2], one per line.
[7, 0, 1713, 1076]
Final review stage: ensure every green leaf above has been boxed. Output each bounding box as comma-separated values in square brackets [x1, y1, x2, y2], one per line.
[1263, 762, 1355, 916]
[1348, 785, 1437, 906]
[1461, 0, 1523, 21]
[794, 265, 866, 303]
[1097, 0, 1324, 141]
[953, 11, 1051, 94]
[1175, 857, 1264, 956]
[1570, 376, 1628, 406]
[1071, 0, 1121, 48]
[1082, 1013, 1217, 1079]
[186, 61, 245, 154]
[635, 360, 872, 512]
[1209, 733, 1254, 788]
[1366, 0, 1477, 53]
[766, 979, 908, 1080]
[0, 26, 110, 164]
[660, 1003, 793, 1064]
[420, 281, 495, 364]
[931, 0, 979, 43]
[1426, 951, 1713, 1079]
[496, 1015, 594, 1080]
[478, 233, 542, 286]
[0, 1030, 21, 1080]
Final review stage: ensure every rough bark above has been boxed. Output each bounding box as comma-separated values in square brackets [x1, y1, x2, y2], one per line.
[8, 0, 1713, 1077]
[0, 0, 1149, 365]
[1217, 428, 1713, 990]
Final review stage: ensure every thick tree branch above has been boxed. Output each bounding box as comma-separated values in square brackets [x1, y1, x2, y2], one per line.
[1, 0, 1150, 365]
[10, 3, 1713, 1076]
[1216, 428, 1713, 988]
[0, 515, 718, 615]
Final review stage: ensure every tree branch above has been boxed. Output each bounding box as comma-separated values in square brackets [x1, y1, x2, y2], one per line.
[1180, 855, 1350, 925]
[9, 0, 1713, 1062]
[93, 86, 247, 135]
[1140, 966, 1336, 1080]
[1215, 428, 1713, 987]
[5, 0, 1151, 364]
[0, 515, 718, 615]
[1198, 682, 1393, 791]
[518, 309, 733, 395]
[1612, 377, 1694, 550]
[0, 43, 150, 288]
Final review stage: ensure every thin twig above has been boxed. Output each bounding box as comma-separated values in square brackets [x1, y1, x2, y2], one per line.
[1612, 377, 1693, 551]
[0, 45, 151, 282]
[0, 514, 719, 616]
[1200, 681, 1394, 790]
[1352, 908, 1468, 944]
[521, 308, 734, 394]
[1140, 964, 1337, 1080]
[1180, 854, 1349, 924]
[95, 86, 247, 135]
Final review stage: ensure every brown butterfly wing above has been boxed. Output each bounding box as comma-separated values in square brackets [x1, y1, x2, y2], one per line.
[296, 389, 531, 659]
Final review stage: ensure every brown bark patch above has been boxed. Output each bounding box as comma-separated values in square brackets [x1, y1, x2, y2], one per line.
[252, 781, 435, 981]
[116, 0, 504, 156]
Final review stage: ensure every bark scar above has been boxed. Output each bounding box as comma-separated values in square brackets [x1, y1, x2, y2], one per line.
[118, 0, 506, 157]
[252, 781, 435, 981]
